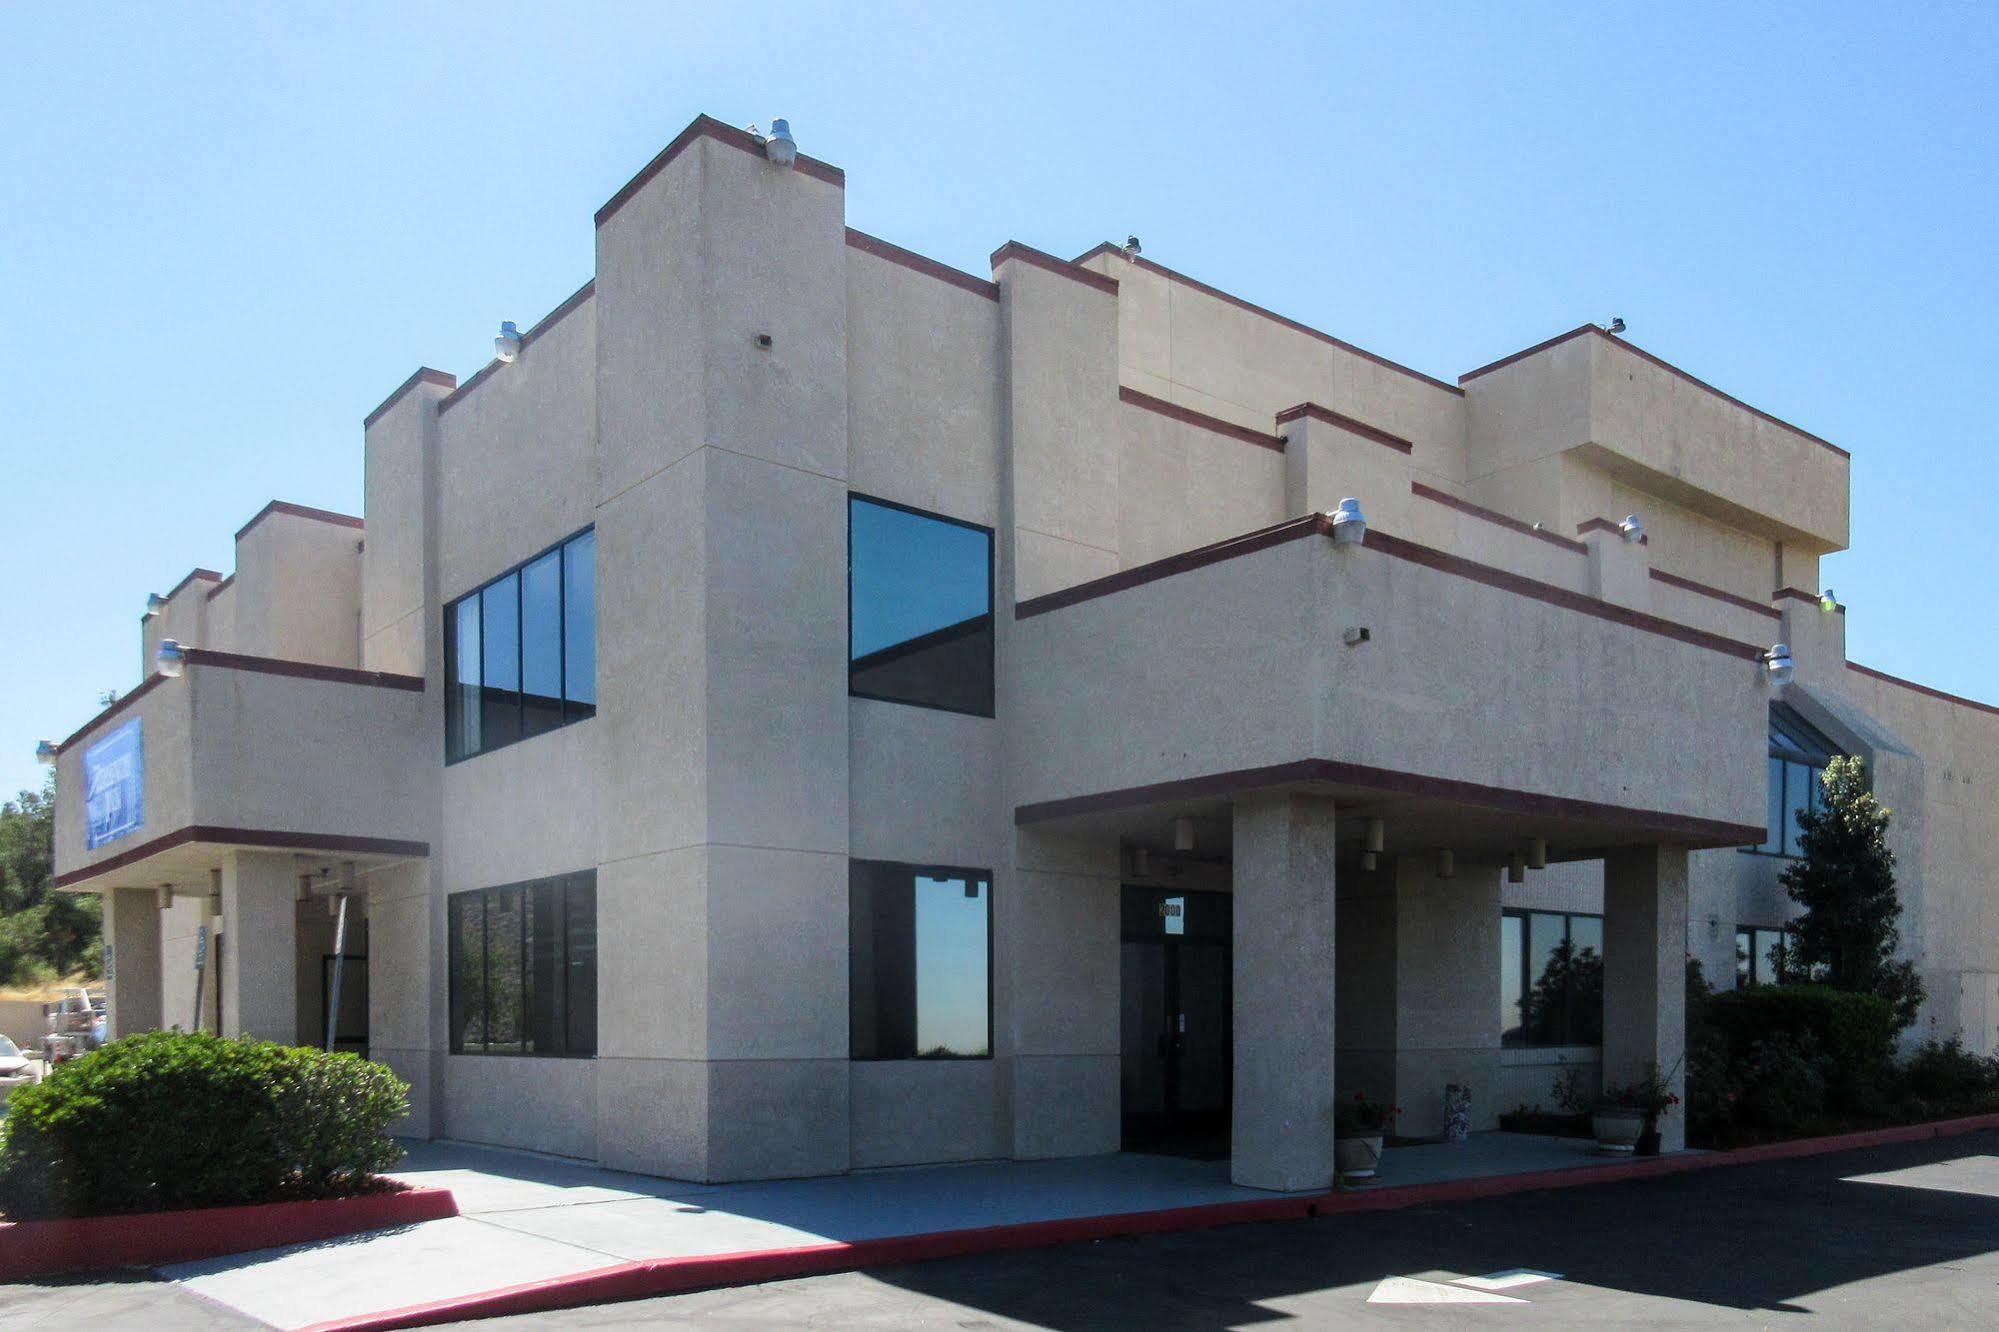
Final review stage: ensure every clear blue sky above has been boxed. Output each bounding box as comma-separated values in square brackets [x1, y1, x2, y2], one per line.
[4, 3, 1995, 802]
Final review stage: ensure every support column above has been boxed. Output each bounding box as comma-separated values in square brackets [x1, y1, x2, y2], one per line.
[1603, 844, 1689, 1151]
[219, 851, 300, 1043]
[1231, 793, 1338, 1191]
[104, 887, 163, 1039]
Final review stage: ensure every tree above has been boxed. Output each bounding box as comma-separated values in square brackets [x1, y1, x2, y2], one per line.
[1779, 756, 1924, 1030]
[0, 774, 101, 985]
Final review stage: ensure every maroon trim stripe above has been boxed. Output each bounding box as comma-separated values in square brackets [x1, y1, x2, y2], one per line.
[364, 367, 456, 430]
[846, 229, 998, 301]
[1650, 568, 1782, 620]
[1013, 757, 1766, 846]
[204, 573, 236, 602]
[236, 501, 363, 542]
[1274, 403, 1413, 455]
[54, 827, 431, 890]
[1410, 482, 1587, 555]
[1120, 387, 1283, 452]
[1848, 663, 1999, 719]
[1459, 325, 1849, 460]
[1366, 529, 1758, 659]
[1016, 515, 1330, 619]
[991, 241, 1119, 295]
[1073, 243, 1463, 398]
[182, 648, 424, 692]
[596, 116, 843, 228]
[1575, 517, 1648, 545]
[439, 279, 596, 416]
[57, 673, 168, 753]
[162, 568, 224, 601]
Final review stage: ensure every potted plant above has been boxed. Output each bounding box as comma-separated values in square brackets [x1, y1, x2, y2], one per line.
[1593, 1062, 1681, 1155]
[1333, 1091, 1399, 1182]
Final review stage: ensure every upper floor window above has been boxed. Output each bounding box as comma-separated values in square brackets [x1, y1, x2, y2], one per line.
[1743, 704, 1839, 858]
[848, 496, 994, 717]
[446, 528, 595, 762]
[1500, 909, 1604, 1048]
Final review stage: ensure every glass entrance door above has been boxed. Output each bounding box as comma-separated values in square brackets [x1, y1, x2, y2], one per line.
[1120, 885, 1232, 1158]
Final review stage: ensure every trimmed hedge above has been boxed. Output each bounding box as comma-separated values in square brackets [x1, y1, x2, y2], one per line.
[1704, 984, 1896, 1111]
[0, 1032, 408, 1220]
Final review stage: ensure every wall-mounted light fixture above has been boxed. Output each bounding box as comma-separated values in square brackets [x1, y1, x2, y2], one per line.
[157, 639, 187, 678]
[1132, 845, 1152, 878]
[35, 740, 57, 766]
[1508, 852, 1526, 884]
[1173, 816, 1194, 853]
[1436, 849, 1455, 879]
[494, 321, 522, 363]
[1819, 589, 1840, 613]
[1619, 514, 1645, 543]
[1528, 838, 1547, 871]
[1342, 626, 1371, 647]
[1329, 497, 1367, 545]
[144, 592, 168, 618]
[1759, 643, 1794, 688]
[763, 118, 797, 167]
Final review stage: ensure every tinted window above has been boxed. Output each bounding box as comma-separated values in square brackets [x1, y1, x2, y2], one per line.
[851, 860, 991, 1059]
[1746, 704, 1841, 858]
[1737, 925, 1792, 987]
[563, 530, 597, 715]
[1500, 909, 1604, 1048]
[445, 528, 595, 761]
[521, 551, 563, 739]
[849, 496, 993, 716]
[448, 872, 598, 1057]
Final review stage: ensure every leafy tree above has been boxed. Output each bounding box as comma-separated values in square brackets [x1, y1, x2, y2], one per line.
[1778, 756, 1924, 1031]
[0, 773, 101, 985]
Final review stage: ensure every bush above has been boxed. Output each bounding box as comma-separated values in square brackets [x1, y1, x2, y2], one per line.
[1735, 1031, 1832, 1131]
[1900, 1037, 1999, 1107]
[0, 1031, 408, 1219]
[1705, 984, 1896, 1112]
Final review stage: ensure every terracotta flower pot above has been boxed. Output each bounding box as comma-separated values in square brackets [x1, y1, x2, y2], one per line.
[1592, 1109, 1647, 1154]
[1335, 1134, 1384, 1181]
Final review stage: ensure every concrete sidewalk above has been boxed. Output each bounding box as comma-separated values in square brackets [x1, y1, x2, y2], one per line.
[164, 1133, 1614, 1329]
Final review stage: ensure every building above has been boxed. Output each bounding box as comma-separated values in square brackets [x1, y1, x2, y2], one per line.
[47, 114, 1999, 1191]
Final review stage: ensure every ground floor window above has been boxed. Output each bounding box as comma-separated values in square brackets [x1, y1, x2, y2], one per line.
[1736, 925, 1793, 988]
[1500, 909, 1604, 1048]
[449, 871, 597, 1056]
[850, 860, 991, 1059]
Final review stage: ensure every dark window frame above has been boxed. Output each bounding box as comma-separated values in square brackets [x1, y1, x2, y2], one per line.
[1735, 924, 1795, 987]
[445, 526, 597, 764]
[846, 493, 997, 720]
[848, 858, 995, 1062]
[1740, 703, 1841, 859]
[1500, 907, 1605, 1049]
[447, 871, 597, 1058]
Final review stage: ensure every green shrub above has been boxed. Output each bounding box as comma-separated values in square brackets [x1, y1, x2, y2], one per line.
[0, 1031, 408, 1219]
[1705, 984, 1896, 1112]
[1900, 1037, 1999, 1106]
[1735, 1031, 1832, 1131]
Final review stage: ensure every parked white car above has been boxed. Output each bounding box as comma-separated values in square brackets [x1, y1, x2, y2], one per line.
[0, 1036, 37, 1100]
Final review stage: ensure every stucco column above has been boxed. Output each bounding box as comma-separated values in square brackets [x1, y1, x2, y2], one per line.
[1603, 844, 1689, 1151]
[219, 850, 300, 1043]
[104, 887, 163, 1039]
[1231, 792, 1338, 1191]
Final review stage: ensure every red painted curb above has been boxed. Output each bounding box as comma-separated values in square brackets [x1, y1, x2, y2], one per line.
[304, 1114, 1999, 1332]
[0, 1186, 458, 1280]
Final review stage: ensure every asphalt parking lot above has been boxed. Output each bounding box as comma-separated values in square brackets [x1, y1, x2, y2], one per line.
[5, 1131, 1998, 1329]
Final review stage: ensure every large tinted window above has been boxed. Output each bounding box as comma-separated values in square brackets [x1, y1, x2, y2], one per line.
[445, 527, 596, 761]
[1736, 925, 1793, 987]
[848, 496, 994, 717]
[1500, 909, 1604, 1048]
[1745, 704, 1840, 857]
[850, 860, 991, 1059]
[448, 871, 597, 1057]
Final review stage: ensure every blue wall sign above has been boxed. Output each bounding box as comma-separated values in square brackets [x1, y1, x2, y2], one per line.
[84, 717, 145, 850]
